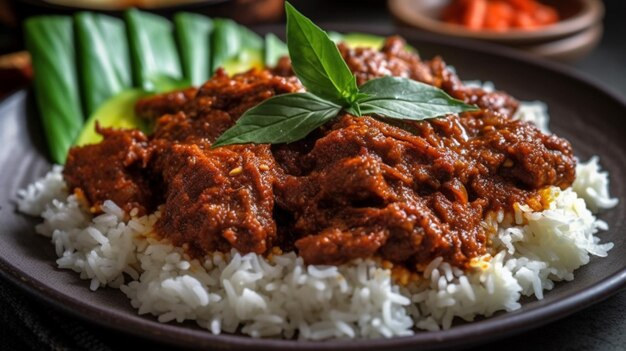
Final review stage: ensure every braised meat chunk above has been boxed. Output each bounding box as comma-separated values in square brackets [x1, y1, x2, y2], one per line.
[136, 68, 303, 122]
[156, 144, 279, 257]
[274, 110, 574, 267]
[64, 127, 153, 215]
[63, 36, 575, 271]
[339, 36, 519, 117]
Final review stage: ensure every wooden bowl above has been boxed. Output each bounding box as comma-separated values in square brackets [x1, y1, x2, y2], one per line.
[520, 22, 603, 61]
[388, 0, 605, 46]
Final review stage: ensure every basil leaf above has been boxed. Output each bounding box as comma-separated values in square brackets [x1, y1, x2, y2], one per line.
[24, 16, 83, 164]
[75, 89, 151, 146]
[212, 93, 341, 147]
[126, 9, 183, 91]
[356, 76, 478, 120]
[285, 2, 359, 105]
[264, 33, 288, 67]
[174, 12, 213, 86]
[75, 12, 132, 116]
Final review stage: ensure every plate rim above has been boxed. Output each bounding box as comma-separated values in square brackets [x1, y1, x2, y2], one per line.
[1, 25, 626, 351]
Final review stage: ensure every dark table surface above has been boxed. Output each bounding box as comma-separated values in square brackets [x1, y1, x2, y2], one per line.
[1, 1, 625, 350]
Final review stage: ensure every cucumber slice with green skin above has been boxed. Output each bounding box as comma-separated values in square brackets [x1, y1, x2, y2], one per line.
[330, 32, 417, 52]
[76, 11, 190, 148]
[339, 33, 387, 50]
[327, 31, 345, 44]
[223, 25, 263, 74]
[24, 16, 83, 164]
[174, 12, 213, 86]
[75, 19, 263, 148]
[329, 32, 386, 50]
[221, 48, 264, 75]
[74, 89, 151, 146]
[126, 9, 185, 92]
[75, 12, 132, 116]
[264, 33, 288, 67]
[211, 19, 263, 75]
[239, 25, 263, 51]
[210, 18, 241, 74]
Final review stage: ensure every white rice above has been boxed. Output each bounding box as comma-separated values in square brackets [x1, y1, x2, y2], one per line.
[15, 156, 617, 339]
[573, 156, 619, 212]
[15, 100, 618, 339]
[514, 101, 551, 134]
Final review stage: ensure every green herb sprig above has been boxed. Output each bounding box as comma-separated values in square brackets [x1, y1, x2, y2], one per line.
[212, 2, 477, 148]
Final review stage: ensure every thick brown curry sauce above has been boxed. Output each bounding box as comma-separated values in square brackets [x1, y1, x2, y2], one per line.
[63, 37, 575, 271]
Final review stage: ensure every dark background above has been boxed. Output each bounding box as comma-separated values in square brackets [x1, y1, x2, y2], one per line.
[0, 0, 624, 350]
[289, 0, 626, 97]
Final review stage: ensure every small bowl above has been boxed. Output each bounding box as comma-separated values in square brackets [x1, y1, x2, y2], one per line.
[520, 22, 603, 61]
[388, 0, 605, 46]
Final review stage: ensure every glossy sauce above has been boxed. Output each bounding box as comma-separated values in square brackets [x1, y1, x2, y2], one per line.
[63, 37, 575, 270]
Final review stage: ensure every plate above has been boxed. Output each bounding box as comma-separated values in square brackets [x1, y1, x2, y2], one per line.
[1, 25, 625, 351]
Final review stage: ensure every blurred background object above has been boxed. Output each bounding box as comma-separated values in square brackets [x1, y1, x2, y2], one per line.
[9, 0, 283, 23]
[0, 50, 31, 97]
[0, 0, 16, 27]
[37, 0, 218, 11]
[0, 0, 624, 96]
[389, 0, 605, 61]
[0, 0, 27, 96]
[0, 0, 284, 98]
[0, 0, 17, 53]
[440, 0, 561, 31]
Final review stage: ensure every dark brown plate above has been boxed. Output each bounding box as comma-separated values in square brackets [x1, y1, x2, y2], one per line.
[1, 25, 625, 351]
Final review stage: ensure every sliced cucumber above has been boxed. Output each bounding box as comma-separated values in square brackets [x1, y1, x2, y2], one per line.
[174, 12, 213, 86]
[331, 32, 417, 52]
[211, 19, 263, 75]
[126, 9, 185, 92]
[338, 33, 386, 50]
[210, 19, 241, 74]
[75, 89, 151, 146]
[264, 33, 288, 67]
[24, 16, 83, 164]
[75, 12, 132, 116]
